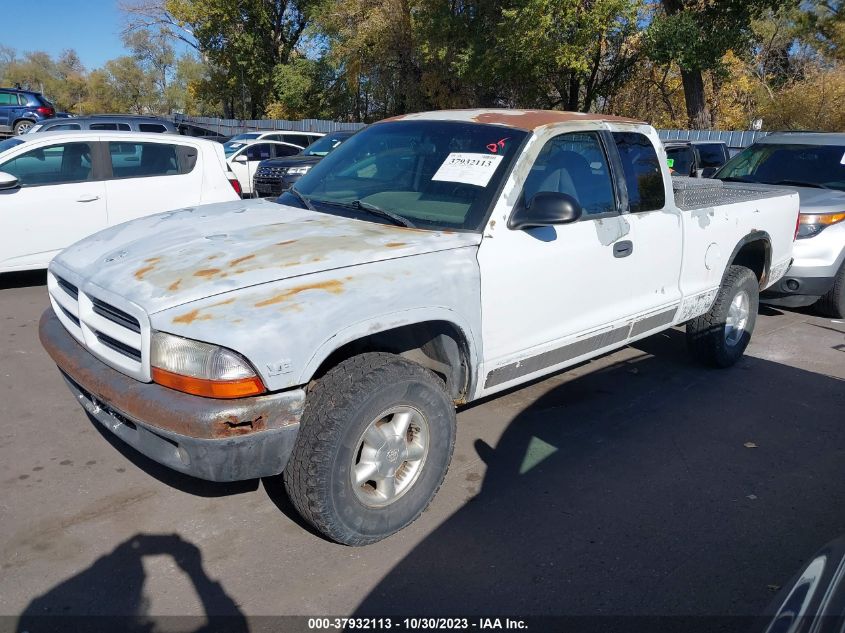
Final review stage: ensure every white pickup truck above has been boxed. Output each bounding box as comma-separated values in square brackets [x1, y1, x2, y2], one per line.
[39, 109, 799, 545]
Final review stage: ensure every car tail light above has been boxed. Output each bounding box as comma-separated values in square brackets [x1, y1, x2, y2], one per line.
[228, 176, 242, 195]
[36, 106, 54, 117]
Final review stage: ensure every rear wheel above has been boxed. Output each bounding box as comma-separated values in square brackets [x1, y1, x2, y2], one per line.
[284, 352, 456, 546]
[13, 120, 33, 135]
[814, 263, 845, 318]
[687, 265, 759, 367]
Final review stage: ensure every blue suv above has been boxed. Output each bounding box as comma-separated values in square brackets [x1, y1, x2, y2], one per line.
[0, 87, 56, 135]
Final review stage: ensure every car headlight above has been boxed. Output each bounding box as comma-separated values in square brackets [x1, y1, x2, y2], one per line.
[286, 166, 311, 175]
[797, 212, 845, 239]
[150, 331, 265, 398]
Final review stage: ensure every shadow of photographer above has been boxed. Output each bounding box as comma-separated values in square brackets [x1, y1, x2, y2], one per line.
[16, 533, 248, 633]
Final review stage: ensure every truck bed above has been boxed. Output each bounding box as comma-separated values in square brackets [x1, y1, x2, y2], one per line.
[672, 176, 793, 211]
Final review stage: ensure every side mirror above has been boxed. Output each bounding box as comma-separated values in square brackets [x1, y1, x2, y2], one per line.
[509, 191, 583, 230]
[0, 171, 20, 191]
[233, 154, 248, 164]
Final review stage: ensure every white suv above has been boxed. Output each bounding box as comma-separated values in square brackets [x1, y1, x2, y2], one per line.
[716, 132, 845, 317]
[0, 131, 239, 273]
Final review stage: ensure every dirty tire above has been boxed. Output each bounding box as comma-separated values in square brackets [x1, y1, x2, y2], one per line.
[814, 262, 845, 319]
[686, 265, 759, 368]
[284, 352, 456, 546]
[13, 120, 33, 135]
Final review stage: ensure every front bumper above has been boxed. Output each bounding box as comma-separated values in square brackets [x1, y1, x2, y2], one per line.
[762, 273, 837, 306]
[39, 309, 305, 482]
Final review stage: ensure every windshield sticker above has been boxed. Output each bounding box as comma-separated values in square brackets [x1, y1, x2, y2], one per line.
[432, 152, 504, 188]
[486, 138, 510, 153]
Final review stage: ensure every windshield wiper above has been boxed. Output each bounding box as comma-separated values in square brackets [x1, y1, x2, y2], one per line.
[772, 179, 831, 190]
[311, 198, 416, 228]
[288, 187, 316, 211]
[350, 200, 416, 228]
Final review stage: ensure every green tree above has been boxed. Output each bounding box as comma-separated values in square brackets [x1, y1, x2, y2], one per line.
[646, 0, 793, 128]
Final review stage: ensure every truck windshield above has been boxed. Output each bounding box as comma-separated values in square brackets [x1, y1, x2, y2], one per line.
[288, 120, 527, 231]
[716, 143, 845, 191]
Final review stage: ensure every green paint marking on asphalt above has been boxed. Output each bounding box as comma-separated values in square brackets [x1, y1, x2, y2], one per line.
[519, 436, 559, 474]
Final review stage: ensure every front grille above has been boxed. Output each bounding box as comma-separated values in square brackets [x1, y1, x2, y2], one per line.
[91, 297, 141, 333]
[256, 166, 285, 178]
[59, 305, 80, 327]
[56, 275, 78, 300]
[94, 330, 142, 362]
[48, 269, 150, 381]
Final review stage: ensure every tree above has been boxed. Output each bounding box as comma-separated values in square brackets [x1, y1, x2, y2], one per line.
[646, 0, 793, 128]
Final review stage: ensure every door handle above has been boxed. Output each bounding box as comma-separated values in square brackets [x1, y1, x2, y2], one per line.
[76, 195, 100, 203]
[613, 240, 633, 258]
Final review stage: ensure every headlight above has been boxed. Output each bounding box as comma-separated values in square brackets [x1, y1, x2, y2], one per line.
[797, 212, 845, 239]
[150, 331, 265, 398]
[286, 166, 311, 175]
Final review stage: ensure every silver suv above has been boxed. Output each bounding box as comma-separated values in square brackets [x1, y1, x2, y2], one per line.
[715, 132, 845, 317]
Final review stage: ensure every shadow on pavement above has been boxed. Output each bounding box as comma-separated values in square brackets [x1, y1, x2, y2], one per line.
[354, 329, 845, 624]
[0, 270, 47, 290]
[15, 533, 248, 633]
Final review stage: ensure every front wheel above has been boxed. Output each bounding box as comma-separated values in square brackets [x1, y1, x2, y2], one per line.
[284, 352, 456, 546]
[686, 265, 759, 368]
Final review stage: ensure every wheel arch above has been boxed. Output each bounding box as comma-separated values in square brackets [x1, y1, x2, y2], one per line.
[299, 309, 479, 404]
[726, 231, 772, 289]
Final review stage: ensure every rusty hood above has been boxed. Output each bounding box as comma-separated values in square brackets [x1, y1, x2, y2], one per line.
[52, 198, 481, 314]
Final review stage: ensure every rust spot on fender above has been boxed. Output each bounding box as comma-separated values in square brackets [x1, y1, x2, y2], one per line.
[230, 254, 256, 266]
[255, 280, 345, 307]
[385, 242, 406, 248]
[168, 279, 182, 292]
[276, 239, 297, 247]
[194, 268, 222, 277]
[134, 265, 155, 280]
[172, 309, 209, 325]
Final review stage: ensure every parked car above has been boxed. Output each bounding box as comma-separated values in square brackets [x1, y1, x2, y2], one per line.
[225, 139, 302, 197]
[715, 132, 845, 317]
[0, 131, 238, 272]
[27, 115, 176, 134]
[253, 130, 355, 197]
[0, 87, 56, 135]
[39, 109, 798, 546]
[663, 140, 730, 177]
[223, 130, 324, 153]
[762, 536, 845, 633]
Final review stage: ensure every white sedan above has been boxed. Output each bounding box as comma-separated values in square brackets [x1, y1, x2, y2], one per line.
[224, 139, 302, 196]
[0, 131, 239, 273]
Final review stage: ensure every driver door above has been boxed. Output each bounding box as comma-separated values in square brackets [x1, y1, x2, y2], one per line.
[0, 141, 106, 271]
[477, 131, 638, 395]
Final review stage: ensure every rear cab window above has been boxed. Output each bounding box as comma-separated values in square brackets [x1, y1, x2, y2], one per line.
[696, 143, 728, 168]
[612, 132, 666, 212]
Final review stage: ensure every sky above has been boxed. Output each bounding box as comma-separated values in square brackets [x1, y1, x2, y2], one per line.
[0, 0, 187, 70]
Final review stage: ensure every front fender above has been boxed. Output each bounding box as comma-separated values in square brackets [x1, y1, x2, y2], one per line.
[298, 306, 481, 387]
[151, 248, 482, 392]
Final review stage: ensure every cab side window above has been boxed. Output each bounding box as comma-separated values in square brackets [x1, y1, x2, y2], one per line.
[109, 142, 180, 178]
[522, 132, 616, 217]
[0, 142, 94, 186]
[612, 132, 665, 212]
